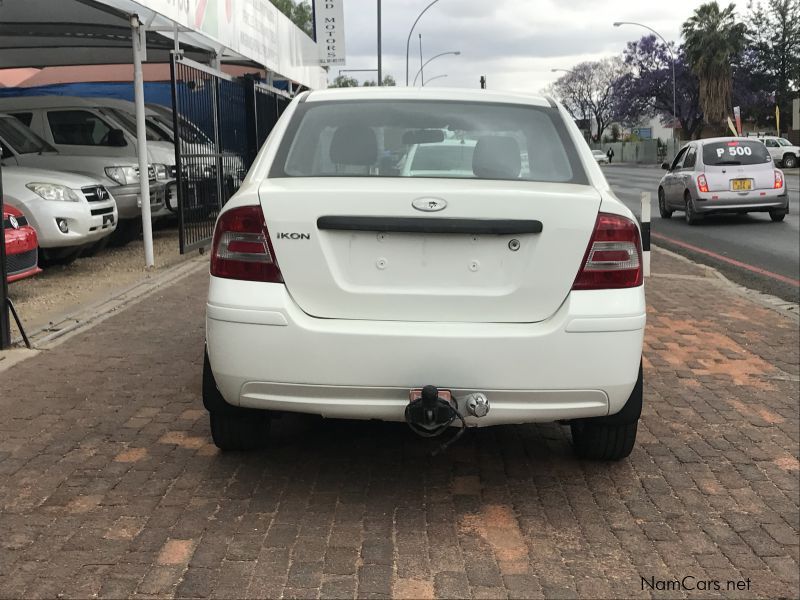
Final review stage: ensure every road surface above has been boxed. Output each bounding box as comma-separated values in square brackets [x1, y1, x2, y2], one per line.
[604, 164, 800, 302]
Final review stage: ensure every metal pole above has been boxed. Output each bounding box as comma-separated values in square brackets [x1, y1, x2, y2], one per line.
[413, 50, 460, 86]
[377, 0, 382, 85]
[418, 34, 424, 87]
[641, 192, 651, 277]
[0, 163, 10, 349]
[405, 0, 441, 86]
[671, 56, 677, 145]
[131, 15, 154, 268]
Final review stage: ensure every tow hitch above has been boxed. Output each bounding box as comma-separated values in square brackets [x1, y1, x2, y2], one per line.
[405, 386, 490, 455]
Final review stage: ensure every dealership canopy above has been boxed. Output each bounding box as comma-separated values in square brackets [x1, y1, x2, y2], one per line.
[0, 0, 326, 88]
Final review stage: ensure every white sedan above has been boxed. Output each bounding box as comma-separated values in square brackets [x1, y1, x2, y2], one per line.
[1, 166, 117, 264]
[592, 149, 609, 164]
[204, 87, 645, 460]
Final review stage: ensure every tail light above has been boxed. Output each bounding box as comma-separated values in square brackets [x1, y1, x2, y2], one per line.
[210, 205, 283, 282]
[774, 170, 784, 189]
[572, 213, 643, 290]
[697, 174, 709, 193]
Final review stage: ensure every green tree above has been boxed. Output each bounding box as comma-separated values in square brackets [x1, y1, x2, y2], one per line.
[362, 75, 397, 87]
[682, 2, 747, 134]
[747, 0, 800, 132]
[271, 0, 313, 37]
[329, 74, 359, 88]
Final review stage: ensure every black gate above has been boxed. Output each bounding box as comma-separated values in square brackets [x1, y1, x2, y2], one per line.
[170, 56, 290, 254]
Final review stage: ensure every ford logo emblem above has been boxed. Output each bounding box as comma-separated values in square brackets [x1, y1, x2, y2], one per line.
[412, 197, 447, 212]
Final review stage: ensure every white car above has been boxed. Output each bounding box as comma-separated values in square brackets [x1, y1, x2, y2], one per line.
[1, 166, 118, 263]
[204, 87, 646, 460]
[592, 149, 609, 164]
[401, 138, 477, 177]
[759, 136, 799, 169]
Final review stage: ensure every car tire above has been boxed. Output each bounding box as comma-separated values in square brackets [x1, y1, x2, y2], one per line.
[783, 154, 797, 169]
[658, 188, 672, 218]
[684, 193, 701, 225]
[769, 209, 787, 222]
[108, 220, 141, 247]
[570, 363, 642, 461]
[79, 236, 110, 257]
[203, 348, 270, 450]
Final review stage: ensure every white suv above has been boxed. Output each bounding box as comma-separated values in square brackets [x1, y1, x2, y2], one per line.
[204, 88, 646, 460]
[760, 136, 799, 169]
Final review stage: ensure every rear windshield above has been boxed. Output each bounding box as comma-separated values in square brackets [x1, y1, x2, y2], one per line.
[702, 140, 773, 166]
[272, 100, 586, 184]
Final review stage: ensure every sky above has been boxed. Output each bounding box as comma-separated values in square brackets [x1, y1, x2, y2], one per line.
[335, 0, 752, 93]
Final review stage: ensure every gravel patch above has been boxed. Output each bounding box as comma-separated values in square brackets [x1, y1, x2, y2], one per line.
[6, 223, 200, 335]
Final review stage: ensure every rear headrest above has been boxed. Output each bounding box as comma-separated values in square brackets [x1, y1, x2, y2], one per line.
[472, 136, 521, 179]
[329, 125, 377, 166]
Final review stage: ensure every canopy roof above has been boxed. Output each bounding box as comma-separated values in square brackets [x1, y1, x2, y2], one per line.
[0, 0, 325, 88]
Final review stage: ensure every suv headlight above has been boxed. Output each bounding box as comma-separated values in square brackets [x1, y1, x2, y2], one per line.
[153, 163, 169, 180]
[26, 183, 80, 202]
[104, 166, 139, 186]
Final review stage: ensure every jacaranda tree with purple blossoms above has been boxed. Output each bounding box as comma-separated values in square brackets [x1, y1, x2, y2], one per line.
[612, 35, 704, 140]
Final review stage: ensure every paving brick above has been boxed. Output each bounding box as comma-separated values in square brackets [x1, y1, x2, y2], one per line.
[0, 250, 797, 599]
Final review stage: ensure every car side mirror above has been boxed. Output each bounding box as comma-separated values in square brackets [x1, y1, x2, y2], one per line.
[661, 162, 670, 170]
[107, 128, 127, 147]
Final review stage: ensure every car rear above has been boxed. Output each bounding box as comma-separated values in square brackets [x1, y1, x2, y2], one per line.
[695, 138, 788, 215]
[204, 89, 645, 458]
[3, 205, 41, 283]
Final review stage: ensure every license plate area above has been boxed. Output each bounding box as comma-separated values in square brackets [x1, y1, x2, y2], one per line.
[731, 179, 752, 191]
[409, 388, 452, 402]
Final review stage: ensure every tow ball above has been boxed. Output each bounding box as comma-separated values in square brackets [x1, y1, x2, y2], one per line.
[405, 386, 490, 455]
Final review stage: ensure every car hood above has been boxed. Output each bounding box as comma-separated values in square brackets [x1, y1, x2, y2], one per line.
[0, 165, 104, 189]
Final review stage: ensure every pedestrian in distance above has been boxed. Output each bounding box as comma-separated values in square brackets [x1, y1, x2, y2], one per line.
[607, 147, 615, 163]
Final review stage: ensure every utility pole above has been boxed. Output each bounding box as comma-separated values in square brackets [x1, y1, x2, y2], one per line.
[377, 0, 382, 85]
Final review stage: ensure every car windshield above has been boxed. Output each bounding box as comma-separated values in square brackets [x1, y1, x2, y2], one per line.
[276, 100, 584, 183]
[702, 140, 772, 166]
[777, 138, 793, 147]
[102, 108, 170, 142]
[0, 116, 56, 154]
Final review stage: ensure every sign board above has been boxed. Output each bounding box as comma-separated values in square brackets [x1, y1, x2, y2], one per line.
[632, 127, 652, 139]
[120, 0, 326, 87]
[314, 0, 346, 65]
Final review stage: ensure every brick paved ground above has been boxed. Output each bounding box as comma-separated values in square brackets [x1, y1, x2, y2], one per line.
[0, 249, 797, 599]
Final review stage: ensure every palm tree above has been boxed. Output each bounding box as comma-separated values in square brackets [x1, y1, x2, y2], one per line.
[682, 2, 747, 136]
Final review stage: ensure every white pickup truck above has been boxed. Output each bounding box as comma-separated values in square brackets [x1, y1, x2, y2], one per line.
[759, 136, 799, 169]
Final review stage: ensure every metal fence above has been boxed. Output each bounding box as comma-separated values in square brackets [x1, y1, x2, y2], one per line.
[170, 56, 291, 254]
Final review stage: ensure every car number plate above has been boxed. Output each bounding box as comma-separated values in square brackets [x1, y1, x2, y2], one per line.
[409, 389, 452, 402]
[103, 214, 115, 227]
[731, 179, 752, 191]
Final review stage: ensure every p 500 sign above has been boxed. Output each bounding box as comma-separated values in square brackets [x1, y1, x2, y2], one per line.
[315, 0, 346, 65]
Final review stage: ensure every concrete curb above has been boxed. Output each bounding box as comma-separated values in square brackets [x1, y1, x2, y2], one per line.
[15, 255, 208, 352]
[652, 244, 800, 321]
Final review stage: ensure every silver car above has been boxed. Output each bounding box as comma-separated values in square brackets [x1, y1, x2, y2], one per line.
[658, 137, 789, 224]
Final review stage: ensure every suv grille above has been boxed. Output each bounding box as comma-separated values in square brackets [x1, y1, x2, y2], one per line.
[81, 186, 111, 202]
[6, 248, 37, 275]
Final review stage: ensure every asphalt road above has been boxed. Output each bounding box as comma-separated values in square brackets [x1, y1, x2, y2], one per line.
[604, 164, 800, 303]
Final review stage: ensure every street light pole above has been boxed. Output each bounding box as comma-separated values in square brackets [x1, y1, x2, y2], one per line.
[405, 0, 442, 86]
[424, 74, 447, 86]
[418, 34, 424, 87]
[413, 50, 460, 86]
[377, 0, 382, 85]
[614, 21, 677, 146]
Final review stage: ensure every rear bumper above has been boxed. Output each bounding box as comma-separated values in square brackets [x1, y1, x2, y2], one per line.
[206, 278, 646, 426]
[695, 189, 789, 213]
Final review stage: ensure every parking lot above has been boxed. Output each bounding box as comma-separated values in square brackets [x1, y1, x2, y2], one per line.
[0, 248, 797, 599]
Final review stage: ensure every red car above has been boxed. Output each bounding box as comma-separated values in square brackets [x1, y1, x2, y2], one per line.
[3, 203, 41, 283]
